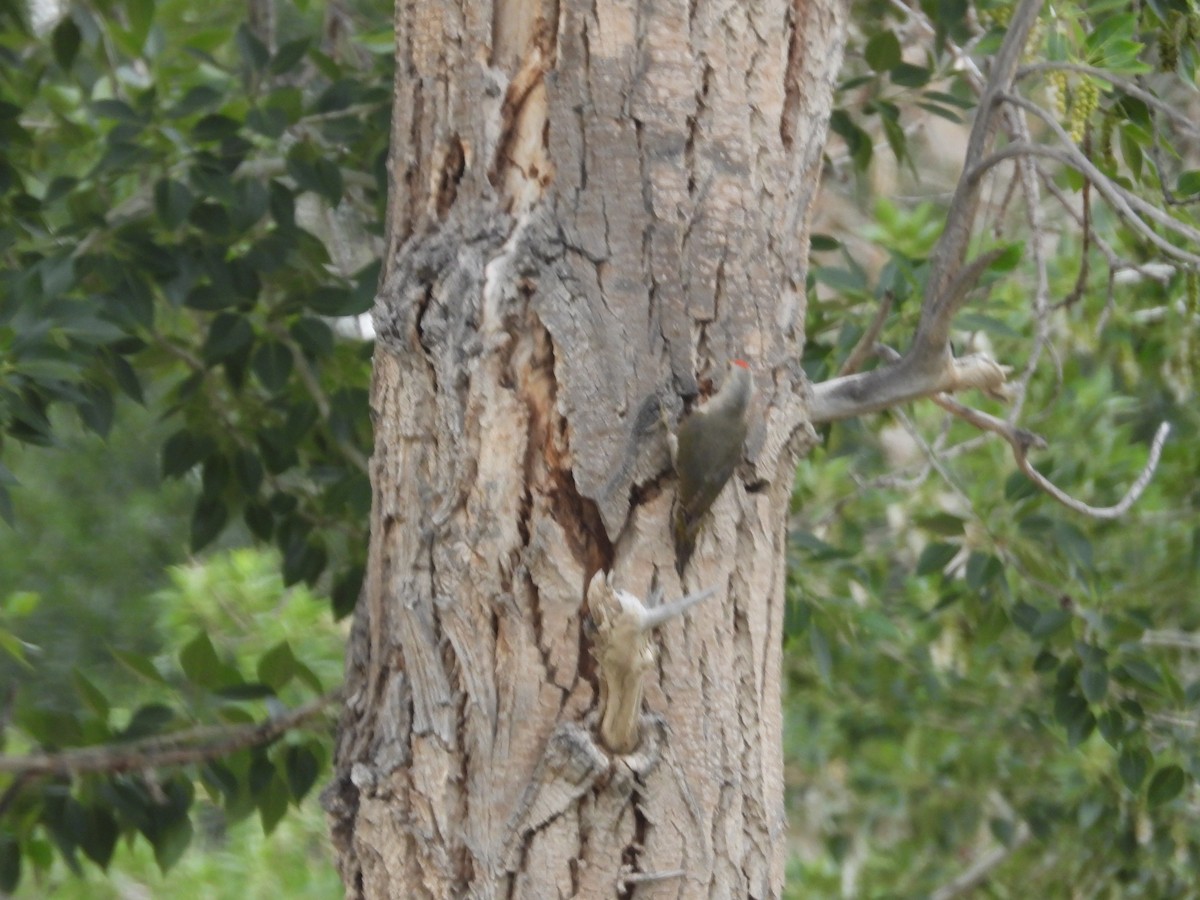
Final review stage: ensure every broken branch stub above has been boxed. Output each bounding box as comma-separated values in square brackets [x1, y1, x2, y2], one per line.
[587, 571, 716, 754]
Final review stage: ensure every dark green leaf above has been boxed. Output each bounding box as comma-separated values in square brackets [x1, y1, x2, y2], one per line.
[1097, 708, 1124, 746]
[257, 772, 290, 835]
[290, 318, 334, 357]
[180, 632, 224, 689]
[283, 744, 320, 801]
[52, 17, 82, 69]
[236, 24, 271, 73]
[120, 703, 175, 740]
[271, 38, 310, 75]
[332, 564, 364, 619]
[0, 832, 20, 892]
[192, 114, 241, 143]
[111, 648, 167, 683]
[72, 669, 110, 719]
[865, 31, 902, 71]
[890, 63, 931, 87]
[1119, 746, 1150, 790]
[1146, 765, 1185, 807]
[244, 501, 274, 539]
[78, 807, 118, 869]
[214, 683, 276, 700]
[257, 641, 296, 690]
[916, 542, 957, 577]
[169, 85, 224, 118]
[1031, 608, 1072, 639]
[152, 818, 193, 873]
[161, 429, 214, 478]
[92, 99, 142, 123]
[1176, 170, 1200, 197]
[1081, 664, 1108, 704]
[203, 313, 254, 363]
[110, 354, 144, 403]
[154, 179, 194, 230]
[252, 341, 293, 392]
[191, 495, 228, 552]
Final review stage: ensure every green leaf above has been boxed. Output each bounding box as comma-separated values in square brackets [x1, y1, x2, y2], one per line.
[257, 771, 290, 835]
[890, 63, 930, 87]
[1118, 746, 1150, 790]
[120, 703, 175, 739]
[152, 817, 193, 873]
[252, 340, 294, 392]
[203, 313, 254, 363]
[191, 495, 228, 552]
[214, 683, 276, 700]
[1081, 664, 1108, 704]
[154, 179, 194, 230]
[52, 17, 82, 69]
[78, 807, 118, 869]
[180, 632, 224, 689]
[0, 832, 20, 893]
[284, 744, 320, 801]
[162, 429, 214, 478]
[244, 501, 274, 540]
[236, 24, 271, 73]
[1097, 708, 1124, 746]
[271, 38, 310, 75]
[332, 564, 364, 619]
[1031, 608, 1072, 639]
[111, 648, 167, 684]
[1176, 170, 1200, 197]
[257, 641, 296, 690]
[1146, 765, 1185, 807]
[916, 542, 957, 577]
[72, 669, 110, 719]
[865, 31, 902, 71]
[170, 85, 224, 118]
[92, 99, 142, 123]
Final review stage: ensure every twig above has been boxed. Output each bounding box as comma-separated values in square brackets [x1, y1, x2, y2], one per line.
[929, 393, 1171, 520]
[930, 821, 1031, 900]
[0, 689, 341, 777]
[838, 293, 893, 376]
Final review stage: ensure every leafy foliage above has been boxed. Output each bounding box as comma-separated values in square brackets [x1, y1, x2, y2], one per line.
[0, 0, 384, 891]
[0, 0, 385, 613]
[790, 0, 1200, 894]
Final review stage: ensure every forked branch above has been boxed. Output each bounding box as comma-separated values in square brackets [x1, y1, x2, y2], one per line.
[810, 0, 1044, 425]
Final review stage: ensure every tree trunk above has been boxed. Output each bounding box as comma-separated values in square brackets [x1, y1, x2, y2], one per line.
[324, 0, 847, 896]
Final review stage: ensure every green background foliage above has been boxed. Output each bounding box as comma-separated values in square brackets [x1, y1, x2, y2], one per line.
[1, 0, 1198, 896]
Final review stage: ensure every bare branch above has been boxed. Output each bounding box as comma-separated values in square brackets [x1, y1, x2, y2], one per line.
[931, 820, 1031, 900]
[809, 0, 1043, 424]
[0, 689, 340, 778]
[809, 351, 1011, 423]
[930, 393, 1172, 520]
[917, 0, 1044, 352]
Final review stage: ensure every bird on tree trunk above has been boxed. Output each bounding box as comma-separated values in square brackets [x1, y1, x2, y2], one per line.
[670, 359, 754, 571]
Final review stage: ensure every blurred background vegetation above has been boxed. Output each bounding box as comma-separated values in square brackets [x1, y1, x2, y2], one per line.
[1, 0, 1198, 896]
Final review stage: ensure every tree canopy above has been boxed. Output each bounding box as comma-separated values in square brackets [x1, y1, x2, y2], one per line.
[1, 0, 1198, 895]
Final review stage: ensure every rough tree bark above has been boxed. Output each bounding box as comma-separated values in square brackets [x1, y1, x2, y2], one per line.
[323, 0, 847, 896]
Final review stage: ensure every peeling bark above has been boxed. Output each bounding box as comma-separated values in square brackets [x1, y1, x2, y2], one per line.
[325, 1, 848, 896]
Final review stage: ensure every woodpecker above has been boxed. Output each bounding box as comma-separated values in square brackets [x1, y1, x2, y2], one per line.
[671, 359, 754, 570]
